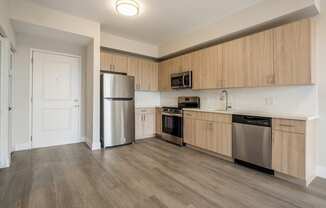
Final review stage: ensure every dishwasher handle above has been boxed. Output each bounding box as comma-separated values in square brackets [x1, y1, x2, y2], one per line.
[232, 114, 272, 127]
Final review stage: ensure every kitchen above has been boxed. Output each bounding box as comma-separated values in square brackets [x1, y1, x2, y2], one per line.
[100, 18, 317, 187]
[1, 0, 326, 207]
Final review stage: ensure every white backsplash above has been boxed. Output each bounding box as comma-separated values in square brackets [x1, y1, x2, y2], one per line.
[160, 85, 318, 116]
[135, 91, 161, 108]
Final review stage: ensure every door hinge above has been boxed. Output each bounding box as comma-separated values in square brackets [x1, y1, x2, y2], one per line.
[30, 136, 33, 141]
[31, 57, 33, 64]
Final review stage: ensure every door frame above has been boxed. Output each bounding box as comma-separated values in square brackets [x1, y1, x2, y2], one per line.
[29, 48, 82, 149]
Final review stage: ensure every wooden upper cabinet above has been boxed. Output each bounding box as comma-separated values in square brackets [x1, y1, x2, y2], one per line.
[222, 37, 247, 88]
[140, 59, 158, 91]
[245, 30, 274, 87]
[127, 56, 141, 90]
[158, 59, 172, 91]
[179, 54, 192, 71]
[100, 51, 128, 73]
[274, 19, 315, 85]
[128, 56, 158, 91]
[192, 45, 223, 90]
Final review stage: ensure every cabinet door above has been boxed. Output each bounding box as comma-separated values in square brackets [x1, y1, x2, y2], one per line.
[222, 38, 247, 88]
[139, 59, 158, 91]
[272, 130, 305, 179]
[135, 109, 144, 140]
[156, 108, 162, 135]
[128, 57, 141, 90]
[191, 50, 202, 90]
[274, 19, 313, 85]
[143, 110, 155, 138]
[158, 60, 172, 91]
[245, 30, 274, 87]
[201, 45, 223, 89]
[113, 53, 128, 73]
[184, 118, 196, 145]
[206, 122, 218, 152]
[216, 123, 232, 157]
[100, 52, 110, 71]
[195, 120, 208, 149]
[150, 62, 159, 91]
[180, 54, 192, 71]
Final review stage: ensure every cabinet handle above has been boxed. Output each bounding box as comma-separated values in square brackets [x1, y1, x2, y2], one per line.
[279, 124, 294, 128]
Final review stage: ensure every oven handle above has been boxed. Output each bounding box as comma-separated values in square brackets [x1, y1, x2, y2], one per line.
[162, 112, 183, 117]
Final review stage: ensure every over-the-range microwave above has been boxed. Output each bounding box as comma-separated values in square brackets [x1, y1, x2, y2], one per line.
[171, 71, 192, 89]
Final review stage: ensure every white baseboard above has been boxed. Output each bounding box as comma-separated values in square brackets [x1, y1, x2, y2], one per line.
[92, 141, 101, 150]
[14, 142, 31, 152]
[0, 163, 10, 169]
[317, 166, 326, 179]
[14, 137, 86, 152]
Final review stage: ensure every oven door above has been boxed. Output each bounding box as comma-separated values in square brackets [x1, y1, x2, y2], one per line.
[162, 115, 182, 138]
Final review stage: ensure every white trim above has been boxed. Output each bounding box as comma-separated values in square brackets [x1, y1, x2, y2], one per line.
[29, 48, 82, 149]
[30, 138, 85, 149]
[30, 48, 81, 59]
[317, 166, 326, 179]
[0, 163, 10, 169]
[14, 142, 32, 152]
[92, 141, 101, 150]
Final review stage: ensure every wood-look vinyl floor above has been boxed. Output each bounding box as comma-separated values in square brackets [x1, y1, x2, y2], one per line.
[1, 138, 326, 208]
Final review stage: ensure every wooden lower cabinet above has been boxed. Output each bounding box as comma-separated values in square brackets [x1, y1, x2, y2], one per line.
[271, 118, 316, 185]
[155, 108, 162, 135]
[136, 108, 156, 140]
[272, 130, 305, 179]
[183, 117, 196, 145]
[184, 111, 232, 157]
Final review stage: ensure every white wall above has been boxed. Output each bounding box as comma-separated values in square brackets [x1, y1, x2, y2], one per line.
[13, 33, 87, 151]
[101, 32, 159, 58]
[158, 0, 319, 57]
[315, 0, 326, 173]
[161, 86, 317, 116]
[135, 92, 161, 108]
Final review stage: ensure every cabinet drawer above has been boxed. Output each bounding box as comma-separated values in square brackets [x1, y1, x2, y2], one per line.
[272, 119, 305, 134]
[202, 113, 231, 123]
[137, 108, 155, 114]
[184, 111, 200, 119]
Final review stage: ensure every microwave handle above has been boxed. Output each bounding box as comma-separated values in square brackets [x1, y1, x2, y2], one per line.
[183, 74, 186, 87]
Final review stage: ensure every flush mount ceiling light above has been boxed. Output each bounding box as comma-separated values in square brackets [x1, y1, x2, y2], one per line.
[115, 0, 140, 16]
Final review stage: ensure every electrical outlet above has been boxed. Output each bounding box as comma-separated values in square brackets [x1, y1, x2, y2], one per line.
[265, 97, 274, 105]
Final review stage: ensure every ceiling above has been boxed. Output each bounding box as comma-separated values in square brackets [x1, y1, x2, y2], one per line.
[25, 0, 263, 45]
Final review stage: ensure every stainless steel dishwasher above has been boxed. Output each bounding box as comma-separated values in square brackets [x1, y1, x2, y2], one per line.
[232, 115, 273, 172]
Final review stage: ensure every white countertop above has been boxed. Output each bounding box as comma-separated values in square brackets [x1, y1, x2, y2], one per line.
[183, 108, 319, 121]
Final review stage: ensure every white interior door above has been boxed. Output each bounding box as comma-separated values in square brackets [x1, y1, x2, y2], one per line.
[8, 51, 13, 154]
[0, 37, 10, 168]
[32, 51, 81, 149]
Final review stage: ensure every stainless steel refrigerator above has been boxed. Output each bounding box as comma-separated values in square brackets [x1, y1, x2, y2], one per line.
[100, 73, 135, 148]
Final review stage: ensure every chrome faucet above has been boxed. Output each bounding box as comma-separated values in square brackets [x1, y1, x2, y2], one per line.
[221, 90, 232, 111]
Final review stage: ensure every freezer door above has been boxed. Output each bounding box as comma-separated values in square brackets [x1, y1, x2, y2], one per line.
[102, 73, 134, 98]
[103, 99, 135, 147]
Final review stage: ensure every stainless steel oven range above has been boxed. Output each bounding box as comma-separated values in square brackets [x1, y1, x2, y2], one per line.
[161, 96, 200, 146]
